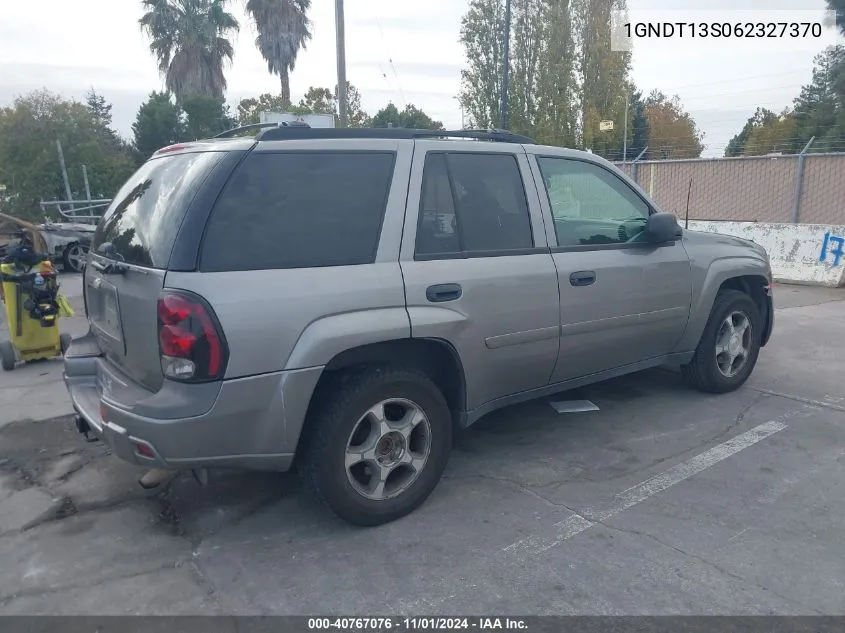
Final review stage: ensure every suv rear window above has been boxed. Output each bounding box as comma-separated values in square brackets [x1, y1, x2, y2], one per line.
[200, 151, 396, 272]
[93, 151, 224, 268]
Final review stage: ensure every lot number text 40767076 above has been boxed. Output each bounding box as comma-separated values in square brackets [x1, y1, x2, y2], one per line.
[307, 617, 528, 631]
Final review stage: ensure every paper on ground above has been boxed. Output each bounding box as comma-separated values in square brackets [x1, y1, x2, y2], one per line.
[549, 399, 600, 414]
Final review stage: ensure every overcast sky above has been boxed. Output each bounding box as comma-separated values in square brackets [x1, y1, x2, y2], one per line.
[1, 0, 842, 157]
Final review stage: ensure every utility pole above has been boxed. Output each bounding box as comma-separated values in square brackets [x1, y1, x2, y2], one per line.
[454, 96, 466, 129]
[335, 0, 349, 128]
[82, 165, 92, 204]
[500, 0, 512, 130]
[56, 140, 74, 212]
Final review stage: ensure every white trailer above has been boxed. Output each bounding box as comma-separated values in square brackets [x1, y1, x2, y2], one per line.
[259, 112, 336, 128]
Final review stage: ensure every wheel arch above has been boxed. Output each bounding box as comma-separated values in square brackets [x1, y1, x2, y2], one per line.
[294, 337, 467, 450]
[676, 257, 771, 353]
[320, 338, 467, 422]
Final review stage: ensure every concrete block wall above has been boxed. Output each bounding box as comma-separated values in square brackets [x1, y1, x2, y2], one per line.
[686, 221, 845, 287]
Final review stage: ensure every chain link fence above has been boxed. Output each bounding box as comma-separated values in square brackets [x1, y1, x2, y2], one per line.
[613, 152, 845, 225]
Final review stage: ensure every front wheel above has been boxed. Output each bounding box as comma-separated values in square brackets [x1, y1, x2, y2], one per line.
[0, 340, 17, 371]
[300, 366, 452, 526]
[681, 289, 763, 394]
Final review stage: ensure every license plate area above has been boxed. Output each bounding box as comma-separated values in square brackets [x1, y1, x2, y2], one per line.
[88, 277, 124, 347]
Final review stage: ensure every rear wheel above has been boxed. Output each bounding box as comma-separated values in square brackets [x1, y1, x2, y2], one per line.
[681, 289, 762, 394]
[0, 340, 16, 371]
[60, 333, 72, 356]
[300, 366, 452, 526]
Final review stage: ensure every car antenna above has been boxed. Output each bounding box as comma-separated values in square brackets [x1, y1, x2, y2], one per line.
[684, 177, 693, 229]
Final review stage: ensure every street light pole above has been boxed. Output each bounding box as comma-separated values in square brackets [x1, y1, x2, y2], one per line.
[500, 0, 511, 130]
[623, 93, 629, 162]
[335, 0, 349, 128]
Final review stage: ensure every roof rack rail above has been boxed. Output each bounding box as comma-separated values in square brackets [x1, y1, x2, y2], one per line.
[214, 120, 312, 139]
[256, 127, 535, 144]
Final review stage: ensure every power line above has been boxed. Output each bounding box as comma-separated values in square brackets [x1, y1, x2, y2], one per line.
[373, 16, 406, 108]
[673, 84, 810, 103]
[636, 70, 815, 93]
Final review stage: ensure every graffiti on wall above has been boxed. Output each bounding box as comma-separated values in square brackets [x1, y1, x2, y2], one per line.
[820, 232, 845, 266]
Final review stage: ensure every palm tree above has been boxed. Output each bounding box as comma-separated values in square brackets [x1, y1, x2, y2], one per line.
[139, 0, 239, 103]
[245, 0, 311, 105]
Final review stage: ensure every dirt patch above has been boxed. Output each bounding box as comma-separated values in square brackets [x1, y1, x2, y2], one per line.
[0, 415, 298, 543]
[0, 415, 108, 486]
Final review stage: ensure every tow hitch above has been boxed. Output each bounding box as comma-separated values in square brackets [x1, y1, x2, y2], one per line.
[74, 414, 99, 443]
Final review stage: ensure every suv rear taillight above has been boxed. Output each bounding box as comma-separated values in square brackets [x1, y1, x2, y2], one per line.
[157, 290, 228, 382]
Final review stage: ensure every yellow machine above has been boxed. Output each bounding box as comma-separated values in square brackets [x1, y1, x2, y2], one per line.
[0, 213, 74, 371]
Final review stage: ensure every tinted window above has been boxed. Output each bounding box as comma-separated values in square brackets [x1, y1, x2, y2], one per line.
[93, 151, 223, 268]
[415, 152, 533, 257]
[537, 157, 650, 247]
[416, 154, 459, 255]
[201, 152, 395, 271]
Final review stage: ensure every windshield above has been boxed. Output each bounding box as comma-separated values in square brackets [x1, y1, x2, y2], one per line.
[92, 151, 223, 268]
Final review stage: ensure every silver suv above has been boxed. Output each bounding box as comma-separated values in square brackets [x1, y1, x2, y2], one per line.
[63, 126, 774, 526]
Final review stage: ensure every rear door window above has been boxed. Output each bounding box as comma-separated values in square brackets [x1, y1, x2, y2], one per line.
[415, 152, 534, 257]
[93, 151, 224, 268]
[200, 152, 396, 272]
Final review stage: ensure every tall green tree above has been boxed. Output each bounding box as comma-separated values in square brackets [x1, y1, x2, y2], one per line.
[507, 0, 547, 137]
[458, 0, 506, 128]
[246, 0, 311, 105]
[579, 0, 632, 155]
[458, 0, 633, 149]
[371, 103, 443, 130]
[85, 88, 114, 131]
[725, 110, 759, 157]
[85, 88, 132, 156]
[534, 0, 579, 147]
[182, 95, 236, 138]
[724, 46, 845, 156]
[744, 109, 798, 155]
[725, 108, 798, 156]
[132, 91, 186, 161]
[793, 45, 845, 153]
[0, 90, 135, 219]
[139, 0, 239, 103]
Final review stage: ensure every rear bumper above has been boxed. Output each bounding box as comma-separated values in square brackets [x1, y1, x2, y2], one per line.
[63, 334, 323, 471]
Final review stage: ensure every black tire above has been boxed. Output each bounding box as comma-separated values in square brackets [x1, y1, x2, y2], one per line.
[0, 340, 16, 371]
[300, 366, 452, 526]
[60, 333, 72, 356]
[62, 243, 87, 273]
[681, 289, 763, 394]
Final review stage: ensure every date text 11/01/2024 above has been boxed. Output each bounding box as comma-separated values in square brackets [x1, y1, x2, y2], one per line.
[307, 618, 528, 631]
[623, 22, 823, 39]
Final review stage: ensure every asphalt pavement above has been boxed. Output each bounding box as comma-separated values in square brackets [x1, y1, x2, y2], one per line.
[0, 274, 844, 615]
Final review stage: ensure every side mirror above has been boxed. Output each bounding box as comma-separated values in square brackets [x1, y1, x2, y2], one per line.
[644, 212, 683, 244]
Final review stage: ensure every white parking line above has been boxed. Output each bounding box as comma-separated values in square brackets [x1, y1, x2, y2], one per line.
[401, 420, 790, 614]
[504, 420, 788, 556]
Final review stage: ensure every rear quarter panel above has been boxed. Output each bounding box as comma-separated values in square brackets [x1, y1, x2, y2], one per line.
[166, 139, 415, 378]
[166, 265, 410, 377]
